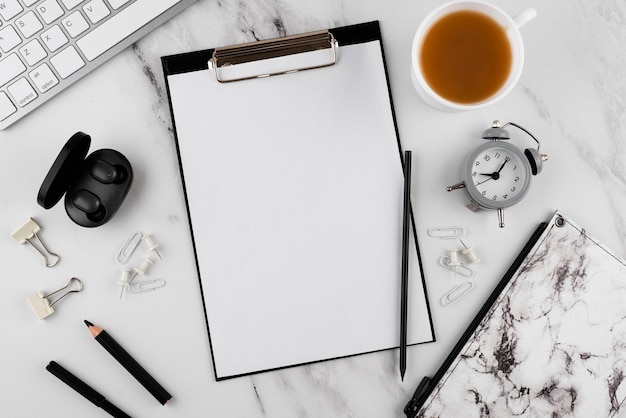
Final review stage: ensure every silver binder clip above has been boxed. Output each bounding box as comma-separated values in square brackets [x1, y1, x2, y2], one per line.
[27, 277, 83, 319]
[12, 218, 60, 267]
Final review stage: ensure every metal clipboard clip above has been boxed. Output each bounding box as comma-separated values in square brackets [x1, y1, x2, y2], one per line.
[208, 30, 338, 83]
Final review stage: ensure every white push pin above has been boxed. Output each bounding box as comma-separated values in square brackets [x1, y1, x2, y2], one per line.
[117, 269, 132, 300]
[27, 277, 83, 319]
[459, 239, 480, 264]
[130, 258, 153, 284]
[142, 235, 163, 261]
[447, 248, 462, 269]
[12, 218, 60, 267]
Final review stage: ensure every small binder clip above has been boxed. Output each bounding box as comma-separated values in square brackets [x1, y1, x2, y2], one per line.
[116, 231, 142, 264]
[27, 277, 83, 319]
[12, 218, 60, 267]
[440, 281, 474, 306]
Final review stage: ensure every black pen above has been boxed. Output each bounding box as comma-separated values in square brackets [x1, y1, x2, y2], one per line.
[400, 150, 412, 381]
[46, 360, 131, 418]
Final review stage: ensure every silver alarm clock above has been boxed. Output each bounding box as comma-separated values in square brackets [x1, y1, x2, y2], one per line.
[446, 120, 548, 227]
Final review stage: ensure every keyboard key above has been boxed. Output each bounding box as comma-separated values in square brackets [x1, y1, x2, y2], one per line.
[0, 25, 21, 53]
[7, 77, 37, 107]
[19, 38, 47, 66]
[50, 45, 84, 78]
[0, 0, 23, 21]
[108, 0, 131, 9]
[15, 11, 43, 39]
[29, 63, 59, 92]
[61, 0, 85, 9]
[62, 10, 89, 38]
[0, 92, 17, 121]
[23, 0, 40, 6]
[41, 25, 68, 52]
[0, 53, 26, 86]
[77, 0, 179, 61]
[36, 0, 65, 24]
[83, 0, 110, 24]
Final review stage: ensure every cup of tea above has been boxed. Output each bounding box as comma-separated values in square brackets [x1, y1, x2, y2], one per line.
[411, 0, 536, 111]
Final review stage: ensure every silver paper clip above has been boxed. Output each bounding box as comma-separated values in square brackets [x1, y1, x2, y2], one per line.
[427, 226, 466, 239]
[27, 277, 83, 319]
[128, 278, 166, 294]
[12, 218, 60, 267]
[115, 231, 142, 264]
[441, 281, 474, 306]
[438, 256, 475, 277]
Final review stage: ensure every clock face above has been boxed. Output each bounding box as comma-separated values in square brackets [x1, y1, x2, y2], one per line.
[464, 142, 532, 209]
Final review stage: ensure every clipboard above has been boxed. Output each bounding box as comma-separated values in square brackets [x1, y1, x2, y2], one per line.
[406, 211, 626, 418]
[162, 21, 435, 381]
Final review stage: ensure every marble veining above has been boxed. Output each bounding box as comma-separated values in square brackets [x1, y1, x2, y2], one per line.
[418, 216, 626, 417]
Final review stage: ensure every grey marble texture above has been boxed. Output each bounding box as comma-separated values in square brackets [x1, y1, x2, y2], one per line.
[418, 213, 626, 417]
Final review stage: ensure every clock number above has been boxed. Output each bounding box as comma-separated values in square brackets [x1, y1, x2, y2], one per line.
[503, 194, 508, 199]
[481, 191, 487, 196]
[492, 195, 497, 201]
[514, 176, 520, 182]
[475, 161, 480, 166]
[511, 186, 516, 192]
[513, 165, 518, 170]
[472, 171, 477, 177]
[483, 154, 491, 161]
[494, 152, 501, 159]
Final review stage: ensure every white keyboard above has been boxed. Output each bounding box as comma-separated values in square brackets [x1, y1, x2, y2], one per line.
[0, 0, 196, 129]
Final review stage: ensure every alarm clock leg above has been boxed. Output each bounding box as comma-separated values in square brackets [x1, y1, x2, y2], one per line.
[498, 208, 505, 228]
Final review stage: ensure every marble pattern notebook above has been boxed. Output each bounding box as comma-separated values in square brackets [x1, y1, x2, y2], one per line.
[413, 211, 626, 417]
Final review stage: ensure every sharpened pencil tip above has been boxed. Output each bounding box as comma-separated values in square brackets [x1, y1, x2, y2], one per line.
[84, 320, 93, 327]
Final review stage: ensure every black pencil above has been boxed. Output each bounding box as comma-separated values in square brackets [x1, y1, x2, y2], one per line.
[84, 320, 172, 405]
[400, 150, 412, 381]
[46, 360, 131, 418]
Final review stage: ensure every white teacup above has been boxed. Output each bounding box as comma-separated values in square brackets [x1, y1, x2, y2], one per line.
[411, 0, 536, 111]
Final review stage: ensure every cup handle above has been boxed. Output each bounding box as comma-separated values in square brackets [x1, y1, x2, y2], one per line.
[513, 8, 537, 29]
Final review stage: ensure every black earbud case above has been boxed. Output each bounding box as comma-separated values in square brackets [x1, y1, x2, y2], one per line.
[37, 132, 133, 227]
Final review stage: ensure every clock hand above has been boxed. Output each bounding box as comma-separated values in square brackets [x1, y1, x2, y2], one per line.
[496, 157, 510, 174]
[475, 176, 494, 186]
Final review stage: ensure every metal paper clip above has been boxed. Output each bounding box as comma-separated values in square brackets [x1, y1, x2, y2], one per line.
[438, 256, 475, 277]
[115, 231, 142, 264]
[427, 226, 466, 239]
[27, 277, 83, 319]
[441, 281, 474, 306]
[12, 218, 60, 267]
[128, 279, 166, 294]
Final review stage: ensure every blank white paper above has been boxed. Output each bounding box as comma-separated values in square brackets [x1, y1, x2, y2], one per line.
[167, 39, 434, 379]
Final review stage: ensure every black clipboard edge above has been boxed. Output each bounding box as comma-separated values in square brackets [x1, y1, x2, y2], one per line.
[162, 20, 436, 381]
[404, 219, 550, 417]
[162, 21, 383, 76]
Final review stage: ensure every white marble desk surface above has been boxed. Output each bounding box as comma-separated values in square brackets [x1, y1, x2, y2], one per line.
[2, 0, 626, 417]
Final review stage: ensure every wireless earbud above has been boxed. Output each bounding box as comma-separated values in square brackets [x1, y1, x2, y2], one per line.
[38, 132, 133, 227]
[72, 189, 107, 222]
